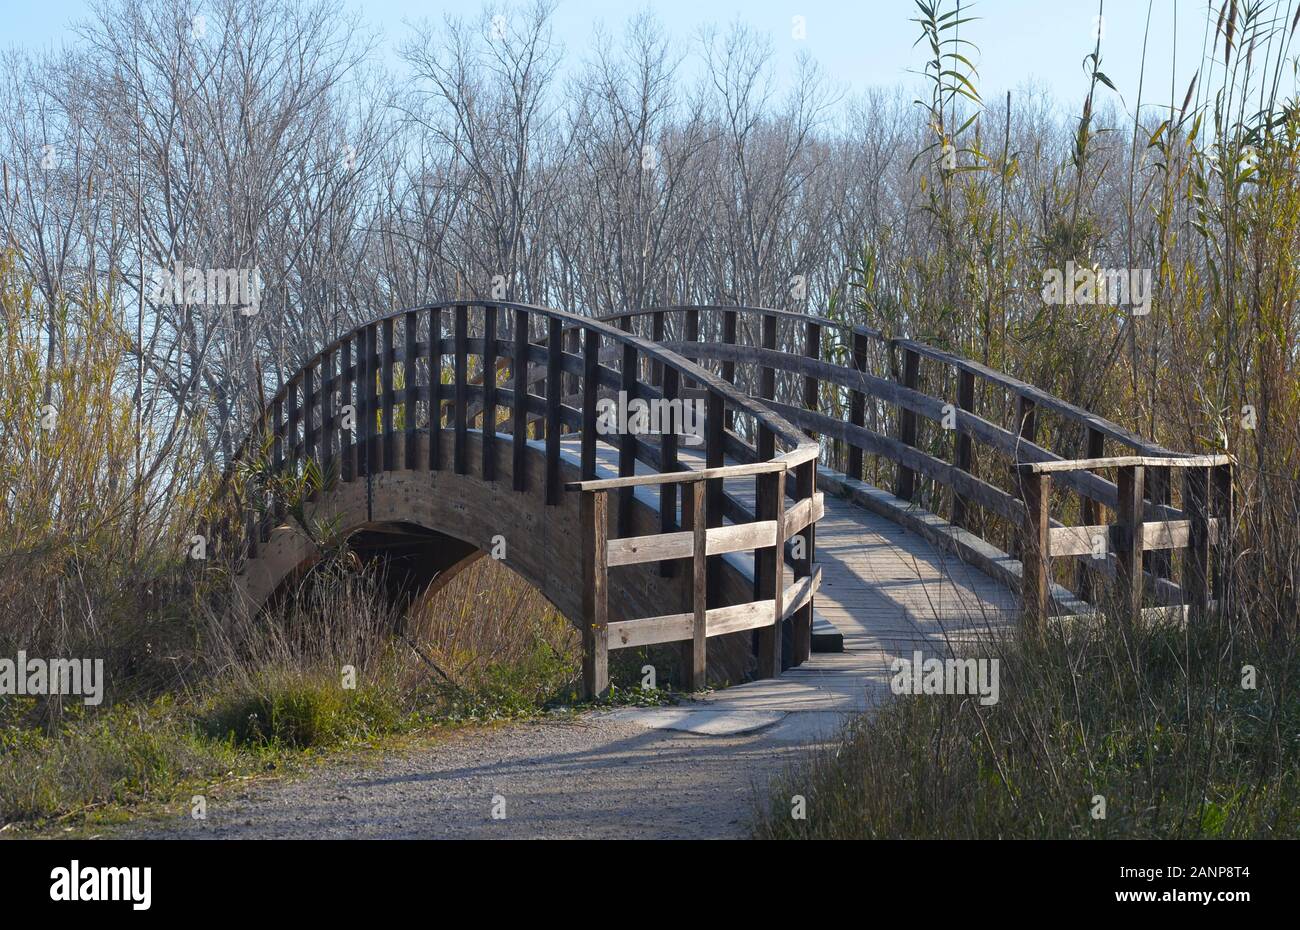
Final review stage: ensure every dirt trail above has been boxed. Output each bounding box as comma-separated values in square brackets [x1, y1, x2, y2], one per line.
[118, 710, 830, 840]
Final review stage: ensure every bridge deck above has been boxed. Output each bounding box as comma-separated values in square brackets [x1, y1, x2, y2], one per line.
[575, 438, 1019, 717]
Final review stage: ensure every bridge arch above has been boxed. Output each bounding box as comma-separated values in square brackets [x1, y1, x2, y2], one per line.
[212, 301, 822, 697]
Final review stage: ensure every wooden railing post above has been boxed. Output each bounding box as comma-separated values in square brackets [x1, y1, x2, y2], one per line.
[1116, 464, 1145, 623]
[952, 367, 975, 528]
[581, 489, 610, 699]
[1212, 463, 1234, 609]
[791, 459, 816, 665]
[684, 479, 707, 691]
[1077, 426, 1104, 600]
[894, 345, 920, 500]
[847, 331, 868, 480]
[1008, 395, 1037, 559]
[1182, 465, 1211, 617]
[755, 467, 786, 678]
[1019, 464, 1051, 632]
[803, 321, 821, 441]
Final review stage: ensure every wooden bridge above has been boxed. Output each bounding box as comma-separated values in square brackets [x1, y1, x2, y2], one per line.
[208, 301, 1234, 701]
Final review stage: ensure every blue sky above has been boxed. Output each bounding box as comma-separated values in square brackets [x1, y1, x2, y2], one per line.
[6, 0, 1214, 115]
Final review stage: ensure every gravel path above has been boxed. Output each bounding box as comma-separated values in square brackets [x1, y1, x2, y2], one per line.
[120, 710, 824, 839]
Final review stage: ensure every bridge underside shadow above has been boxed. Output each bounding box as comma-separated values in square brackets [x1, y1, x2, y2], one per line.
[235, 428, 766, 684]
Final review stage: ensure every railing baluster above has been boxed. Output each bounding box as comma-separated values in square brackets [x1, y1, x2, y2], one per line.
[1008, 394, 1037, 559]
[952, 367, 975, 528]
[848, 330, 868, 480]
[722, 309, 737, 431]
[545, 316, 562, 505]
[341, 336, 354, 482]
[287, 376, 300, 474]
[321, 349, 334, 481]
[894, 344, 920, 500]
[684, 308, 700, 390]
[429, 307, 442, 471]
[803, 320, 820, 441]
[659, 366, 679, 576]
[271, 397, 284, 520]
[756, 467, 786, 678]
[303, 363, 316, 491]
[791, 459, 815, 665]
[758, 312, 777, 461]
[581, 327, 599, 481]
[617, 343, 638, 535]
[381, 316, 395, 471]
[454, 303, 468, 475]
[362, 324, 378, 477]
[512, 308, 529, 491]
[482, 305, 498, 481]
[405, 310, 418, 469]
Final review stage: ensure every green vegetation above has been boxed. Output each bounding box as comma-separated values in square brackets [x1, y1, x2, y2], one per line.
[753, 615, 1300, 839]
[753, 0, 1300, 840]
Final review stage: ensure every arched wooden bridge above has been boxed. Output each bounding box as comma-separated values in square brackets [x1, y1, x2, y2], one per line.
[208, 301, 1234, 700]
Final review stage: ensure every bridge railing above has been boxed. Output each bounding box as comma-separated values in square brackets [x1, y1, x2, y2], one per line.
[597, 305, 1229, 623]
[1019, 454, 1234, 626]
[567, 459, 823, 695]
[212, 300, 821, 697]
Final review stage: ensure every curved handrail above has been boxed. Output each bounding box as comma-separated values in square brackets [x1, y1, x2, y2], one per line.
[596, 304, 1228, 616]
[230, 300, 816, 476]
[597, 304, 1179, 457]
